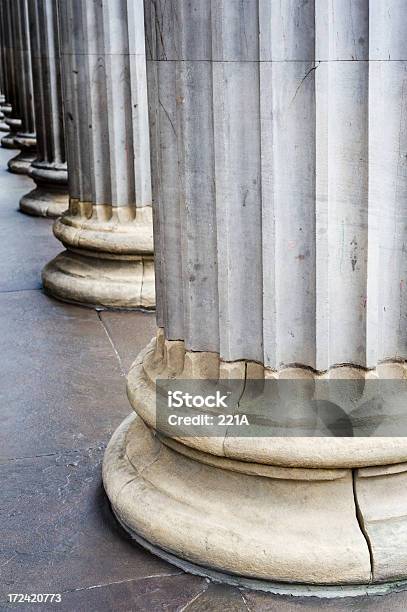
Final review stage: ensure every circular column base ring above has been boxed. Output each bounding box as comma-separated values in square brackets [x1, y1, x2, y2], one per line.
[42, 249, 155, 310]
[8, 150, 37, 174]
[112, 510, 407, 599]
[19, 185, 68, 219]
[1, 133, 19, 149]
[103, 413, 379, 589]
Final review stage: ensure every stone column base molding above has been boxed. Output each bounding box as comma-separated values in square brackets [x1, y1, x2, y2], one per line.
[42, 203, 155, 309]
[52, 201, 154, 255]
[0, 108, 9, 132]
[0, 103, 12, 114]
[103, 333, 407, 588]
[19, 162, 68, 218]
[1, 117, 21, 149]
[7, 132, 37, 174]
[42, 250, 154, 310]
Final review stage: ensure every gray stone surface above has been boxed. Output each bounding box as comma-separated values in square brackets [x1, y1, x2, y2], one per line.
[0, 147, 60, 291]
[146, 0, 407, 370]
[1, 148, 406, 610]
[99, 310, 156, 374]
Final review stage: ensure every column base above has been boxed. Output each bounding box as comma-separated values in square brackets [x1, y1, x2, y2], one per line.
[8, 151, 36, 174]
[20, 163, 69, 218]
[104, 413, 374, 588]
[103, 335, 407, 590]
[42, 249, 155, 310]
[112, 508, 407, 599]
[8, 133, 37, 174]
[19, 185, 69, 218]
[1, 132, 19, 149]
[0, 103, 12, 114]
[0, 111, 9, 132]
[2, 118, 22, 149]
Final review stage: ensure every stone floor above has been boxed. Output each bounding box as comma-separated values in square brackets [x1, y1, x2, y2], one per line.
[0, 145, 407, 611]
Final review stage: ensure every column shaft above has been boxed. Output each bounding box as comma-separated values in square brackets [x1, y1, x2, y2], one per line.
[20, 0, 68, 218]
[7, 0, 37, 173]
[0, 0, 21, 148]
[146, 0, 407, 372]
[42, 0, 154, 309]
[0, 2, 8, 131]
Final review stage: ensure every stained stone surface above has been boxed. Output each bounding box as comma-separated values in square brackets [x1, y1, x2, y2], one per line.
[1, 150, 407, 610]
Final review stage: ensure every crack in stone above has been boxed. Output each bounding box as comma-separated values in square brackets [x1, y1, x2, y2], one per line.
[60, 571, 185, 595]
[97, 312, 126, 377]
[178, 582, 210, 611]
[1, 445, 106, 464]
[352, 469, 374, 582]
[0, 288, 42, 294]
[289, 63, 320, 107]
[159, 98, 176, 137]
[239, 590, 252, 611]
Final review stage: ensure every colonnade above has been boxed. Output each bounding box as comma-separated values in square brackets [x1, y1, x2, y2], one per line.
[2, 0, 407, 592]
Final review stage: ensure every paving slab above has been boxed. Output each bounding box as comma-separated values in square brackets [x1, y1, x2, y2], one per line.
[0, 148, 61, 292]
[184, 583, 247, 611]
[56, 574, 207, 612]
[99, 310, 156, 374]
[0, 447, 183, 606]
[0, 290, 130, 459]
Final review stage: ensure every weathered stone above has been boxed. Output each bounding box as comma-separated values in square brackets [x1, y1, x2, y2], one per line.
[355, 464, 407, 582]
[104, 0, 407, 590]
[41, 0, 154, 309]
[20, 0, 68, 218]
[0, 35, 9, 132]
[7, 0, 36, 174]
[104, 414, 371, 585]
[0, 0, 21, 149]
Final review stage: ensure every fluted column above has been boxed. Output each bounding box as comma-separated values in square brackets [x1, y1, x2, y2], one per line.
[42, 0, 154, 309]
[0, 0, 21, 148]
[20, 0, 68, 218]
[7, 0, 36, 174]
[0, 0, 15, 126]
[0, 3, 9, 132]
[104, 0, 407, 589]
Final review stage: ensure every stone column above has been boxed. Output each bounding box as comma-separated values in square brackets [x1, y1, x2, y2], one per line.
[7, 0, 36, 174]
[0, 0, 15, 126]
[104, 0, 407, 589]
[42, 0, 154, 309]
[0, 3, 9, 132]
[20, 0, 68, 218]
[0, 0, 21, 148]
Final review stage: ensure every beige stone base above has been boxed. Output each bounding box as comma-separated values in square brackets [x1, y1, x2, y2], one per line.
[1, 132, 18, 149]
[42, 249, 155, 310]
[104, 413, 374, 586]
[104, 333, 407, 587]
[19, 185, 68, 218]
[7, 150, 36, 174]
[54, 201, 154, 255]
